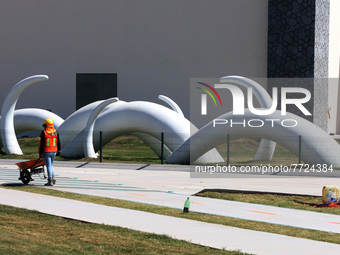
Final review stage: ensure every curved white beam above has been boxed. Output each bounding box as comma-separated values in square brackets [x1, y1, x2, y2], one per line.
[58, 99, 173, 159]
[166, 110, 340, 167]
[0, 75, 48, 154]
[61, 101, 224, 163]
[58, 101, 104, 149]
[152, 96, 222, 162]
[0, 109, 63, 146]
[58, 100, 127, 149]
[13, 109, 64, 134]
[219, 76, 273, 105]
[128, 95, 184, 158]
[219, 76, 276, 161]
[158, 95, 184, 117]
[83, 97, 119, 158]
[60, 101, 190, 158]
[61, 101, 190, 157]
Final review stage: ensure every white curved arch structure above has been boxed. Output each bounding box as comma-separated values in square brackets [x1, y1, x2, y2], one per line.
[219, 76, 276, 161]
[58, 100, 127, 149]
[13, 109, 64, 134]
[0, 75, 49, 154]
[58, 99, 173, 159]
[158, 95, 184, 117]
[60, 101, 190, 158]
[133, 95, 184, 158]
[58, 101, 111, 149]
[61, 101, 224, 164]
[3, 74, 337, 168]
[166, 110, 340, 167]
[83, 97, 119, 158]
[0, 109, 63, 144]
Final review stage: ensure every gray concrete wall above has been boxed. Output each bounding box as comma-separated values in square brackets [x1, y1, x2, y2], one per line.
[0, 0, 268, 119]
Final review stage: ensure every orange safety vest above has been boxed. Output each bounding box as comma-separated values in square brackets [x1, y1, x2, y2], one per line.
[43, 130, 58, 152]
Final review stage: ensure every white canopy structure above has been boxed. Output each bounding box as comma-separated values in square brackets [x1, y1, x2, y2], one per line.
[1, 74, 340, 167]
[60, 100, 224, 164]
[166, 109, 340, 167]
[219, 76, 277, 161]
[0, 75, 49, 154]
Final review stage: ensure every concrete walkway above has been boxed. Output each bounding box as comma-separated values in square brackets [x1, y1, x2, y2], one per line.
[3, 161, 339, 233]
[1, 160, 340, 254]
[50, 188, 340, 234]
[1, 187, 340, 255]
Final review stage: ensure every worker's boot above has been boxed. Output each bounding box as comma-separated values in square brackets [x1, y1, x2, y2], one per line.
[44, 180, 53, 186]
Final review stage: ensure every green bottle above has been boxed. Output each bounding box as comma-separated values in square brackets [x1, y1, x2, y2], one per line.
[183, 197, 190, 213]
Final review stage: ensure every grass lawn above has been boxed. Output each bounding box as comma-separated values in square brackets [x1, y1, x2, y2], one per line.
[196, 190, 340, 215]
[0, 136, 307, 166]
[1, 136, 340, 253]
[3, 185, 340, 246]
[216, 138, 300, 166]
[0, 204, 247, 255]
[0, 136, 161, 164]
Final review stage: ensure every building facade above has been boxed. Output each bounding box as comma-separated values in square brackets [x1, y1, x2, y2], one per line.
[0, 0, 339, 133]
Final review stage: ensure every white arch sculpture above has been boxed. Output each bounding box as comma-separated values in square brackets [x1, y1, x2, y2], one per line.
[57, 99, 173, 159]
[158, 95, 184, 117]
[58, 99, 170, 158]
[59, 95, 185, 159]
[0, 109, 63, 145]
[83, 97, 119, 158]
[166, 110, 340, 167]
[57, 100, 123, 149]
[60, 101, 224, 164]
[128, 95, 184, 160]
[3, 74, 338, 167]
[219, 76, 276, 161]
[13, 109, 64, 134]
[0, 75, 49, 154]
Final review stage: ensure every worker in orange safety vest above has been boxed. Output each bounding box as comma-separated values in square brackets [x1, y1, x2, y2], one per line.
[39, 118, 61, 186]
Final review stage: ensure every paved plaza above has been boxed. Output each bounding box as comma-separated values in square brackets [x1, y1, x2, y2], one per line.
[1, 160, 340, 254]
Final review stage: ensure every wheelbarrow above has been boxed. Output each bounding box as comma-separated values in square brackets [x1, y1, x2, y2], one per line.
[16, 158, 47, 184]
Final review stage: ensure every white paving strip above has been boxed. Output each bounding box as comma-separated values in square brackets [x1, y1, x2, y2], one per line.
[51, 188, 340, 234]
[2, 161, 340, 254]
[1, 188, 340, 255]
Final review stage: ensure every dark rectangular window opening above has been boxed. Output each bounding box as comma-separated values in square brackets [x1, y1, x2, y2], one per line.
[76, 73, 118, 110]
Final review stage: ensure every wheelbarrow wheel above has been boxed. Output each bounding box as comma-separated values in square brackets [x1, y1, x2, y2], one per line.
[20, 169, 31, 184]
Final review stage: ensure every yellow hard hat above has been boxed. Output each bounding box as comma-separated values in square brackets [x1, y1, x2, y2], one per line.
[43, 118, 54, 125]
